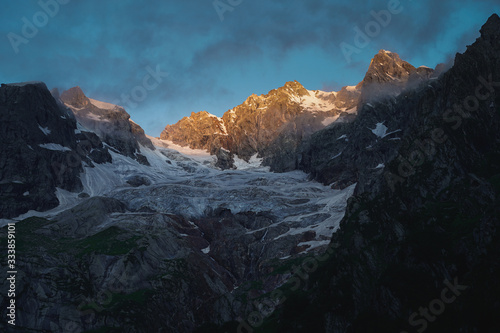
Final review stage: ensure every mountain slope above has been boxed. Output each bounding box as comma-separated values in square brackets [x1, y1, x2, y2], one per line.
[248, 13, 500, 333]
[60, 86, 154, 165]
[0, 82, 111, 218]
[161, 80, 357, 170]
[161, 51, 435, 171]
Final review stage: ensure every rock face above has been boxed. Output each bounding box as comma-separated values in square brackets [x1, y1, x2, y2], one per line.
[161, 80, 359, 169]
[161, 52, 434, 172]
[1, 13, 499, 333]
[161, 110, 228, 152]
[255, 13, 500, 333]
[214, 147, 235, 170]
[359, 50, 418, 102]
[60, 86, 154, 164]
[0, 82, 111, 218]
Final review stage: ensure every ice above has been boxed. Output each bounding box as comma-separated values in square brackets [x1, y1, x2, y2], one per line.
[201, 245, 211, 254]
[322, 116, 339, 126]
[89, 98, 118, 110]
[299, 90, 337, 112]
[2, 135, 358, 254]
[271, 183, 356, 248]
[38, 125, 51, 136]
[38, 143, 71, 151]
[370, 122, 401, 139]
[331, 152, 342, 159]
[233, 154, 268, 171]
[371, 122, 388, 138]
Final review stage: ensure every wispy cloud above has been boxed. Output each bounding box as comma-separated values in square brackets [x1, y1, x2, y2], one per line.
[0, 0, 498, 134]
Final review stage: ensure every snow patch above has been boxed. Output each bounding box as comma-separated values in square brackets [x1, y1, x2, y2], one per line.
[233, 154, 268, 171]
[370, 123, 402, 139]
[322, 116, 339, 126]
[371, 122, 388, 138]
[39, 143, 72, 152]
[201, 245, 210, 254]
[38, 125, 51, 136]
[89, 98, 118, 110]
[299, 90, 337, 112]
[330, 152, 342, 160]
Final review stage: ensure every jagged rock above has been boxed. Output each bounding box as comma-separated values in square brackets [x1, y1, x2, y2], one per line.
[60, 86, 154, 164]
[161, 52, 433, 172]
[161, 110, 229, 151]
[264, 13, 500, 333]
[215, 147, 235, 170]
[126, 175, 152, 187]
[359, 49, 429, 103]
[0, 82, 110, 218]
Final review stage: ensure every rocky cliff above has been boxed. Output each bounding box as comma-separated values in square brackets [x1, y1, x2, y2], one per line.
[60, 86, 154, 165]
[0, 82, 111, 218]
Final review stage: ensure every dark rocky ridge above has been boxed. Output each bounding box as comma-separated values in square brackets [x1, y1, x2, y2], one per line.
[0, 82, 111, 218]
[250, 13, 500, 333]
[60, 86, 154, 165]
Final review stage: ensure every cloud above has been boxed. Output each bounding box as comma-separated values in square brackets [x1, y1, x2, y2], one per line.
[0, 0, 499, 134]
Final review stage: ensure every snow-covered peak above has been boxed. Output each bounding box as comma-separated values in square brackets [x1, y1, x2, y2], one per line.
[299, 89, 337, 112]
[89, 98, 119, 110]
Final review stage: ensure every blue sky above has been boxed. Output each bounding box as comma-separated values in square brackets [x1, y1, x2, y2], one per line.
[1, 0, 499, 136]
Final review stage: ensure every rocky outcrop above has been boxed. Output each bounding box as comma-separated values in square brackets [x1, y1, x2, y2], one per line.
[161, 81, 359, 169]
[60, 86, 154, 164]
[359, 50, 418, 102]
[214, 147, 235, 170]
[255, 13, 500, 333]
[161, 110, 229, 152]
[0, 82, 110, 218]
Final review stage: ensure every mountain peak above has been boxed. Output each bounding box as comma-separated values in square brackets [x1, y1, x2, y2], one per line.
[359, 50, 420, 102]
[60, 86, 90, 108]
[279, 80, 309, 97]
[363, 50, 416, 83]
[480, 13, 500, 40]
[283, 80, 304, 89]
